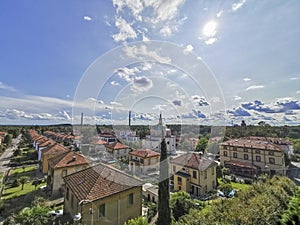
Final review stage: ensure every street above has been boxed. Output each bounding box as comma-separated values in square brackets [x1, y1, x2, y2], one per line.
[0, 134, 22, 173]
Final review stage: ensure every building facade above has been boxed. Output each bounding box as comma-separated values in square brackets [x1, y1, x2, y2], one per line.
[129, 148, 160, 175]
[64, 164, 143, 225]
[219, 137, 288, 177]
[170, 153, 217, 197]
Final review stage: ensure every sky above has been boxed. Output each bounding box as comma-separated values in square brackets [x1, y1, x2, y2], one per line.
[0, 0, 300, 126]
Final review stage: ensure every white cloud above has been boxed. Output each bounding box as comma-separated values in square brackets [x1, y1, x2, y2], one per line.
[290, 77, 299, 80]
[112, 0, 186, 41]
[234, 96, 242, 101]
[124, 44, 171, 64]
[232, 0, 246, 11]
[216, 10, 223, 18]
[110, 81, 121, 86]
[243, 77, 251, 82]
[132, 76, 153, 92]
[110, 101, 123, 107]
[246, 85, 264, 91]
[114, 66, 140, 82]
[205, 38, 217, 45]
[0, 81, 16, 92]
[203, 21, 217, 37]
[83, 16, 92, 21]
[296, 90, 300, 94]
[183, 44, 194, 54]
[112, 16, 137, 42]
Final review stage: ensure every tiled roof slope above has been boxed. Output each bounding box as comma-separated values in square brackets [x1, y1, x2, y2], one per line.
[106, 142, 129, 150]
[171, 153, 216, 171]
[220, 137, 286, 152]
[130, 148, 160, 158]
[64, 163, 143, 201]
[48, 151, 91, 169]
[42, 143, 70, 155]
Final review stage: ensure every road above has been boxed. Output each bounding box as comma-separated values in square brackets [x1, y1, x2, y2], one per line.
[0, 134, 22, 174]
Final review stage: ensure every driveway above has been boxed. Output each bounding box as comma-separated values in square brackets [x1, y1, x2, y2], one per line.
[0, 134, 22, 174]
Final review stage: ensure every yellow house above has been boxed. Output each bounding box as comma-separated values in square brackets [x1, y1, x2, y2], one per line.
[219, 136, 288, 177]
[170, 153, 217, 197]
[47, 151, 91, 196]
[41, 143, 70, 174]
[63, 163, 143, 225]
[129, 148, 160, 175]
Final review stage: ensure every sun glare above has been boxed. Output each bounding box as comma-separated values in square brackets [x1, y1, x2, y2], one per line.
[202, 20, 217, 37]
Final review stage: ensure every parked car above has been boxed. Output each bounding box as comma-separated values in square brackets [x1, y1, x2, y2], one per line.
[48, 209, 63, 218]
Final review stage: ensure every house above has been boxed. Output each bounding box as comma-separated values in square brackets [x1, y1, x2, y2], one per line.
[47, 151, 91, 196]
[99, 133, 117, 144]
[142, 183, 158, 203]
[129, 148, 160, 175]
[219, 136, 288, 177]
[106, 142, 130, 160]
[63, 163, 143, 225]
[88, 139, 108, 159]
[37, 139, 56, 161]
[41, 143, 70, 174]
[170, 153, 217, 197]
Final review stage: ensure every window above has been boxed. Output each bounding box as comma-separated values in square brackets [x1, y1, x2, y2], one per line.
[223, 146, 227, 150]
[233, 152, 237, 158]
[204, 171, 207, 179]
[255, 150, 260, 154]
[269, 157, 275, 164]
[268, 151, 274, 156]
[256, 155, 261, 162]
[99, 204, 105, 217]
[173, 166, 176, 173]
[244, 154, 249, 160]
[223, 151, 228, 157]
[193, 171, 197, 179]
[62, 170, 67, 178]
[128, 193, 134, 205]
[244, 148, 248, 152]
[233, 147, 237, 151]
[177, 177, 182, 185]
[212, 180, 215, 188]
[212, 167, 215, 175]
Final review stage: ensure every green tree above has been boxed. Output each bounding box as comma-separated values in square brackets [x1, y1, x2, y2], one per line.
[170, 191, 194, 220]
[19, 176, 29, 190]
[125, 216, 149, 225]
[195, 137, 208, 153]
[3, 134, 12, 146]
[157, 138, 171, 225]
[14, 205, 50, 225]
[281, 188, 300, 225]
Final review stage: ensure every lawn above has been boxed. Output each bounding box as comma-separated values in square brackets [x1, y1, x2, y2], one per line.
[218, 178, 250, 191]
[2, 181, 46, 200]
[11, 165, 37, 175]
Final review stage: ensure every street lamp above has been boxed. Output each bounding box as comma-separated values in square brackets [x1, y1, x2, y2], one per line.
[74, 199, 94, 225]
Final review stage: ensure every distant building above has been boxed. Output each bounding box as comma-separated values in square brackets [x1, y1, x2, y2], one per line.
[142, 183, 158, 203]
[63, 163, 143, 225]
[142, 114, 176, 154]
[106, 142, 131, 160]
[170, 153, 217, 197]
[129, 148, 160, 175]
[219, 136, 289, 177]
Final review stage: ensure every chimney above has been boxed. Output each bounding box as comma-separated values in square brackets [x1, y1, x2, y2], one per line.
[80, 112, 83, 126]
[72, 156, 77, 161]
[129, 110, 131, 127]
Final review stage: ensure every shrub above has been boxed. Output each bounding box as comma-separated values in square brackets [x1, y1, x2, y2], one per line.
[11, 179, 20, 188]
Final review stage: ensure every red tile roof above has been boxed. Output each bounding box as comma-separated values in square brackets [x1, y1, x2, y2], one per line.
[48, 151, 91, 169]
[64, 163, 143, 202]
[106, 142, 129, 150]
[171, 153, 216, 171]
[220, 137, 286, 152]
[42, 143, 70, 156]
[91, 139, 108, 145]
[224, 160, 260, 169]
[129, 148, 160, 158]
[39, 139, 56, 147]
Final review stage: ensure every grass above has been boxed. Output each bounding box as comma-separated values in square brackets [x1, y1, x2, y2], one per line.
[218, 178, 250, 191]
[11, 165, 37, 174]
[2, 181, 46, 200]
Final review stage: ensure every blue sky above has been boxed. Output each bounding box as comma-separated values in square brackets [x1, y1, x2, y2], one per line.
[0, 0, 299, 125]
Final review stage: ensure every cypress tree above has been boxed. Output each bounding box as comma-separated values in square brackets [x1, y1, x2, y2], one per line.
[157, 137, 171, 225]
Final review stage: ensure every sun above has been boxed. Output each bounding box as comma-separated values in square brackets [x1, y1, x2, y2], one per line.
[202, 21, 217, 37]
